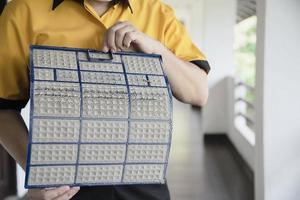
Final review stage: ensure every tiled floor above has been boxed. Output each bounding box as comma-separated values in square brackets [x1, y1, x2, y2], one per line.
[167, 100, 254, 200]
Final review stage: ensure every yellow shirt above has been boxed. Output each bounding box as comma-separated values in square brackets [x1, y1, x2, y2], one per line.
[0, 0, 210, 110]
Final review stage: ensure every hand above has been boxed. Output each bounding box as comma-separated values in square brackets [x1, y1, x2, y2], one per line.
[102, 21, 163, 54]
[26, 186, 80, 200]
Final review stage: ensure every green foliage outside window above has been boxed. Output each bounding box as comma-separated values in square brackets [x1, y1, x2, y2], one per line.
[234, 16, 257, 127]
[234, 16, 257, 104]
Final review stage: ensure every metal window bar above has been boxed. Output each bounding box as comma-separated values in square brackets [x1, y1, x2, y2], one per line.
[235, 97, 255, 110]
[236, 81, 255, 92]
[234, 81, 255, 130]
[235, 112, 254, 126]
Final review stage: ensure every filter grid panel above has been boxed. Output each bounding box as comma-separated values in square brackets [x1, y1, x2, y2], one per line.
[26, 46, 173, 188]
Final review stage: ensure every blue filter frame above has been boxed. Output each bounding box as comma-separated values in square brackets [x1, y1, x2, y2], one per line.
[25, 45, 173, 188]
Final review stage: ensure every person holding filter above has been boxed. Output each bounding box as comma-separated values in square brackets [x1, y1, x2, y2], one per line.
[0, 0, 210, 199]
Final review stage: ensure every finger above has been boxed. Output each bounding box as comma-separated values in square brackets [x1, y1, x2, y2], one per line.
[123, 31, 138, 48]
[103, 21, 130, 52]
[43, 186, 70, 200]
[27, 189, 45, 199]
[106, 22, 128, 52]
[102, 33, 109, 52]
[54, 187, 80, 200]
[115, 25, 136, 50]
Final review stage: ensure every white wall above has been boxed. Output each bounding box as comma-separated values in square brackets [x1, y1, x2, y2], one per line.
[202, 77, 230, 133]
[200, 0, 237, 134]
[255, 0, 300, 199]
[201, 0, 236, 87]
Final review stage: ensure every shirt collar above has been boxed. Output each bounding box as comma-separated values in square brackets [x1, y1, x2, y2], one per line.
[52, 0, 133, 13]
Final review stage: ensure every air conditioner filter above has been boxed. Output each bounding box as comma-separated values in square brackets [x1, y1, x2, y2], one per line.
[25, 45, 173, 188]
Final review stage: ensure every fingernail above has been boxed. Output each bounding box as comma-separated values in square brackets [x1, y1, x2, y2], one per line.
[72, 186, 80, 190]
[111, 48, 116, 53]
[103, 47, 108, 52]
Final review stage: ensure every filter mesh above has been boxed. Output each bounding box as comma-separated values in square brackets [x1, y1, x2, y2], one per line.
[25, 45, 173, 188]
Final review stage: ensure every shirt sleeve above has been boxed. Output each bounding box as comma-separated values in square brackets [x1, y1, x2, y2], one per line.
[0, 1, 31, 110]
[161, 3, 210, 74]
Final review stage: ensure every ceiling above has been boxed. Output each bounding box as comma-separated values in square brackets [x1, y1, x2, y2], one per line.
[237, 0, 256, 22]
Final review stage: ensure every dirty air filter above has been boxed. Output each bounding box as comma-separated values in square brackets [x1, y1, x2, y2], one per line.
[25, 45, 173, 188]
